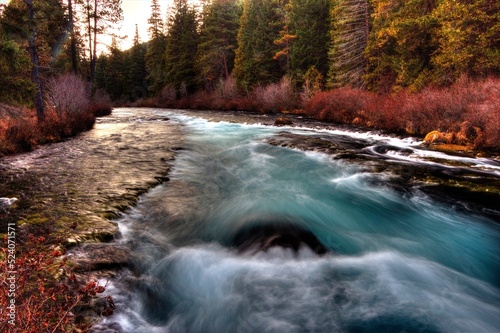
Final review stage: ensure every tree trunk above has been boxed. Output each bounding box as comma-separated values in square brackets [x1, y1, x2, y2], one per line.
[86, 0, 93, 89]
[222, 52, 229, 79]
[68, 0, 78, 74]
[24, 0, 45, 122]
[88, 0, 98, 92]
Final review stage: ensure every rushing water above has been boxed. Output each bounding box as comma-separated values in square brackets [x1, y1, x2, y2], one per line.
[83, 109, 500, 333]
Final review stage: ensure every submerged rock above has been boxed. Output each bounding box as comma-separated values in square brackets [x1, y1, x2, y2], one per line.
[231, 220, 328, 255]
[71, 243, 130, 272]
[424, 130, 451, 144]
[274, 117, 294, 126]
[0, 197, 18, 210]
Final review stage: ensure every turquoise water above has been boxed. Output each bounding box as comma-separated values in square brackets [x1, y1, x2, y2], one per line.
[93, 111, 500, 333]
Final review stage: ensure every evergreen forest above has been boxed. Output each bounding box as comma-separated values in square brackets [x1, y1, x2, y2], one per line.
[0, 0, 499, 152]
[0, 1, 499, 331]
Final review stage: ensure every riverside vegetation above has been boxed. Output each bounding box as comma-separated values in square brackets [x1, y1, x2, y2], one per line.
[0, 0, 499, 332]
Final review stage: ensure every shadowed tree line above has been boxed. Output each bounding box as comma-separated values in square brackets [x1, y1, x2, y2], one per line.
[0, 0, 121, 155]
[2, 0, 498, 108]
[0, 0, 122, 116]
[92, 0, 499, 104]
[0, 0, 499, 151]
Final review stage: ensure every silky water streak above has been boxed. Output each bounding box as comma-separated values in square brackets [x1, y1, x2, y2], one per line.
[91, 110, 500, 333]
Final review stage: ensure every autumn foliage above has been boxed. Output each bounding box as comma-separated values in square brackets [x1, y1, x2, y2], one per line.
[303, 77, 500, 150]
[0, 235, 112, 332]
[0, 75, 99, 156]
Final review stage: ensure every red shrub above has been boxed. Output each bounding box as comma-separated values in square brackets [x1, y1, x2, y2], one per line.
[303, 76, 500, 152]
[303, 87, 372, 124]
[251, 77, 299, 113]
[0, 235, 110, 332]
[225, 96, 254, 111]
[91, 89, 113, 117]
[465, 78, 500, 149]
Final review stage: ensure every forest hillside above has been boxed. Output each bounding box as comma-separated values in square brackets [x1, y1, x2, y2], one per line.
[1, 0, 499, 154]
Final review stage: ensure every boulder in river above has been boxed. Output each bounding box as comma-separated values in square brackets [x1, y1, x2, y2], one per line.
[274, 117, 294, 126]
[71, 243, 130, 272]
[231, 219, 328, 255]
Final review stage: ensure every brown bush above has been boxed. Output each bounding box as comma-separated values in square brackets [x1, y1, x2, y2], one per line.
[303, 77, 500, 151]
[157, 85, 177, 107]
[0, 75, 97, 156]
[251, 77, 299, 113]
[216, 77, 239, 100]
[45, 74, 96, 135]
[47, 74, 90, 119]
[90, 89, 113, 117]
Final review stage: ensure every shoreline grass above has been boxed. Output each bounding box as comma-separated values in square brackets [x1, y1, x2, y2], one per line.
[132, 76, 500, 154]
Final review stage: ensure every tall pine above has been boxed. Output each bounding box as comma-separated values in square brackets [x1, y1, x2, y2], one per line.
[328, 0, 369, 88]
[127, 24, 148, 100]
[76, 0, 123, 91]
[288, 0, 330, 84]
[145, 0, 167, 95]
[164, 0, 200, 95]
[233, 0, 286, 90]
[195, 0, 241, 90]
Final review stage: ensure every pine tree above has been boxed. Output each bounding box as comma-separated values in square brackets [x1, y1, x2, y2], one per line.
[272, 0, 295, 74]
[102, 37, 126, 100]
[432, 0, 500, 84]
[0, 0, 68, 108]
[76, 0, 123, 91]
[25, 0, 45, 120]
[0, 0, 34, 105]
[195, 0, 241, 90]
[164, 0, 200, 95]
[145, 0, 167, 95]
[328, 0, 369, 88]
[364, 0, 438, 92]
[68, 0, 78, 74]
[127, 24, 148, 100]
[288, 0, 330, 84]
[233, 0, 286, 90]
[148, 0, 164, 39]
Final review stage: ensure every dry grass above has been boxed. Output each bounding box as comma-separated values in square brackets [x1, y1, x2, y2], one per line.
[0, 235, 113, 332]
[0, 75, 98, 156]
[251, 77, 300, 113]
[303, 77, 500, 151]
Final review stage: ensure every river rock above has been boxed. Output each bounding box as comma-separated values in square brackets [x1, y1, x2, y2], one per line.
[71, 243, 130, 272]
[424, 130, 454, 144]
[231, 220, 328, 255]
[274, 117, 294, 126]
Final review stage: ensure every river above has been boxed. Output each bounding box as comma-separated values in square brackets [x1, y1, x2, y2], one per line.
[2, 108, 499, 333]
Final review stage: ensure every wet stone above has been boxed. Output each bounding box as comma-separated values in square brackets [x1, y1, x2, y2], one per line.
[232, 222, 328, 255]
[71, 243, 131, 272]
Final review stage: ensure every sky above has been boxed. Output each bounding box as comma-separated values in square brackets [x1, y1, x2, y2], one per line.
[117, 0, 173, 50]
[0, 0, 189, 52]
[0, 0, 167, 50]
